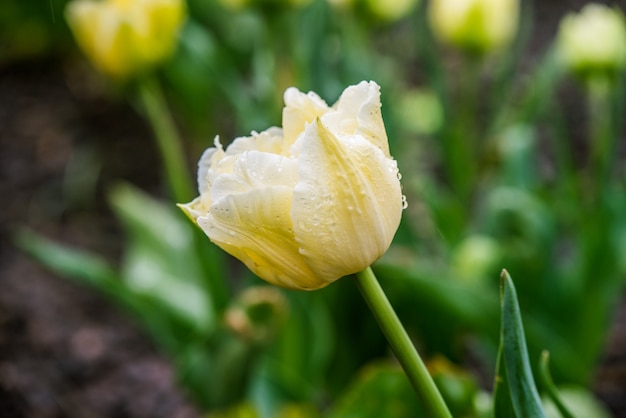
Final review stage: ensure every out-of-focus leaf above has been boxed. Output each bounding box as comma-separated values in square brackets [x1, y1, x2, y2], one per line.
[485, 187, 553, 249]
[268, 291, 334, 400]
[14, 229, 192, 352]
[542, 386, 611, 418]
[497, 125, 537, 190]
[177, 335, 256, 409]
[374, 261, 500, 337]
[328, 362, 427, 418]
[210, 401, 260, 418]
[277, 403, 321, 418]
[493, 270, 545, 418]
[109, 182, 215, 332]
[15, 229, 122, 296]
[429, 356, 479, 417]
[493, 47, 563, 128]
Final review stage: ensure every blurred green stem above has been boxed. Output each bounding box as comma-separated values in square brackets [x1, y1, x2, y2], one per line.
[138, 75, 194, 203]
[138, 75, 229, 316]
[586, 74, 613, 196]
[355, 267, 452, 418]
[447, 55, 481, 203]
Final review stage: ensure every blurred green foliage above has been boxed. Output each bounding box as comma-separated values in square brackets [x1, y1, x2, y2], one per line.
[10, 0, 626, 416]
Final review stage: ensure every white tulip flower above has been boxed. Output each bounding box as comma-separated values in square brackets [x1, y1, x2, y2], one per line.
[180, 81, 404, 290]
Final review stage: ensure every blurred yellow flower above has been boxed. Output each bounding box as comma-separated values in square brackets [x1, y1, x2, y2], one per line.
[428, 0, 519, 54]
[180, 81, 404, 290]
[366, 0, 418, 22]
[66, 0, 186, 79]
[557, 4, 626, 75]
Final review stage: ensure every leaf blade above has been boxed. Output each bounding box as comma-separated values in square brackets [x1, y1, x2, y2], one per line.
[498, 269, 546, 418]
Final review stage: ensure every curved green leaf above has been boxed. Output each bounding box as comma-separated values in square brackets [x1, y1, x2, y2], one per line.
[494, 270, 545, 418]
[539, 351, 575, 418]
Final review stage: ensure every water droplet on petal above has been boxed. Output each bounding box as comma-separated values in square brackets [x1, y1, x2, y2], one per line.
[401, 195, 408, 210]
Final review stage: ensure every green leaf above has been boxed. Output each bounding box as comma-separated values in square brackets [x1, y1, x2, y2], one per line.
[538, 351, 575, 418]
[268, 291, 334, 401]
[108, 182, 215, 332]
[15, 229, 123, 297]
[374, 262, 501, 338]
[493, 270, 546, 418]
[14, 229, 191, 352]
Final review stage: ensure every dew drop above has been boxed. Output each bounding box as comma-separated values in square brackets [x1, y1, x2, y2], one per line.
[401, 195, 408, 210]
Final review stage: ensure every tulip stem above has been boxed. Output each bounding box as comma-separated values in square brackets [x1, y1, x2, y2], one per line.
[355, 267, 452, 418]
[137, 75, 194, 203]
[586, 74, 613, 198]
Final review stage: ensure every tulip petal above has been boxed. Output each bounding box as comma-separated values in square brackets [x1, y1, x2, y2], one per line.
[282, 87, 330, 145]
[291, 119, 403, 281]
[322, 81, 390, 156]
[210, 150, 298, 203]
[197, 143, 219, 194]
[226, 127, 286, 156]
[199, 187, 322, 290]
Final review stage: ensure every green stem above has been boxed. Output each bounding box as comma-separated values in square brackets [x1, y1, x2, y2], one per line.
[586, 74, 613, 199]
[454, 54, 481, 200]
[355, 267, 452, 418]
[137, 75, 194, 203]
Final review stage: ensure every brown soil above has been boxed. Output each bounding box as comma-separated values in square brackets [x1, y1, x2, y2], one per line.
[0, 61, 200, 418]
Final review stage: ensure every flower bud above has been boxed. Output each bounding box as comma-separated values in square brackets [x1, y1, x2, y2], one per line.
[365, 0, 418, 22]
[180, 81, 404, 290]
[224, 286, 288, 344]
[428, 0, 519, 55]
[65, 0, 186, 79]
[557, 4, 626, 76]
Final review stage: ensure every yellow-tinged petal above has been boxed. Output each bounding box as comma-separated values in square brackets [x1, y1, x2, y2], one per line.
[210, 150, 299, 202]
[282, 87, 330, 146]
[200, 187, 320, 290]
[557, 4, 626, 74]
[322, 80, 390, 156]
[65, 0, 185, 79]
[291, 119, 403, 281]
[226, 127, 286, 156]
